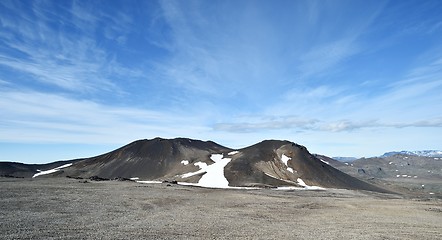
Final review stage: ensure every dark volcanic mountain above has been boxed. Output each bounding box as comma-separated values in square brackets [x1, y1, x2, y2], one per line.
[223, 140, 387, 192]
[65, 137, 230, 180]
[0, 138, 389, 193]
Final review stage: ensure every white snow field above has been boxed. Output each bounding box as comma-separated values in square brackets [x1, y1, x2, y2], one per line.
[180, 154, 232, 188]
[281, 154, 295, 173]
[320, 159, 330, 165]
[32, 163, 73, 178]
[181, 160, 189, 165]
[197, 154, 232, 188]
[180, 162, 208, 178]
[136, 180, 162, 184]
[297, 178, 325, 190]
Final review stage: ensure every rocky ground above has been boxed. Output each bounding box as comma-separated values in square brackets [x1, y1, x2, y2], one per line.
[1, 177, 441, 240]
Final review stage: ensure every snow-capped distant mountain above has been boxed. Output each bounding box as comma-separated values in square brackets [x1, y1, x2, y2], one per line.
[380, 150, 442, 158]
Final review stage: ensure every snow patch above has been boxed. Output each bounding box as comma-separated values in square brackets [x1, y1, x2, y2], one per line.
[389, 162, 393, 165]
[178, 182, 262, 190]
[181, 162, 207, 178]
[181, 160, 189, 165]
[194, 162, 208, 169]
[198, 154, 232, 188]
[32, 163, 73, 178]
[344, 163, 349, 165]
[276, 186, 303, 190]
[138, 173, 321, 191]
[180, 154, 232, 188]
[177, 181, 258, 190]
[297, 178, 325, 190]
[210, 154, 224, 162]
[136, 180, 162, 184]
[264, 173, 299, 184]
[281, 154, 295, 174]
[281, 154, 290, 166]
[228, 151, 239, 155]
[130, 177, 139, 180]
[297, 178, 307, 187]
[320, 159, 330, 165]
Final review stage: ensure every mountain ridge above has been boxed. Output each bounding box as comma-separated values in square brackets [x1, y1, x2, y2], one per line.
[0, 137, 391, 193]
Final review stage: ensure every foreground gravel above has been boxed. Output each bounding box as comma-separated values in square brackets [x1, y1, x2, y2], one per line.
[0, 178, 441, 240]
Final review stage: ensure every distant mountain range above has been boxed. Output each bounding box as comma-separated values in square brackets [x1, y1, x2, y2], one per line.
[380, 150, 442, 158]
[332, 150, 442, 161]
[321, 151, 442, 197]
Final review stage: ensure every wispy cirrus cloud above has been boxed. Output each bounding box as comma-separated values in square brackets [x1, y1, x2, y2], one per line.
[321, 118, 442, 132]
[0, 79, 10, 85]
[296, 39, 358, 79]
[259, 48, 442, 135]
[214, 115, 318, 133]
[353, 53, 442, 119]
[292, 1, 386, 80]
[149, 0, 389, 111]
[214, 116, 442, 133]
[214, 48, 442, 133]
[0, 90, 209, 144]
[152, 1, 241, 96]
[0, 0, 138, 94]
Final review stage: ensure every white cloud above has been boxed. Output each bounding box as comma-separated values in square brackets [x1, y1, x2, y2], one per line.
[321, 119, 442, 132]
[0, 90, 209, 144]
[0, 0, 140, 93]
[213, 114, 442, 133]
[214, 115, 318, 133]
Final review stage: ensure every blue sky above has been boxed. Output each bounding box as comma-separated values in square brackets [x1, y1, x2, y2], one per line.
[1, 0, 442, 163]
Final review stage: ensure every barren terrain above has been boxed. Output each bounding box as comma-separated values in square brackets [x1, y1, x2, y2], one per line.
[1, 178, 441, 239]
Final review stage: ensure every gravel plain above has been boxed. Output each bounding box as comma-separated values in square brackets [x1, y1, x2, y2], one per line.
[1, 177, 441, 240]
